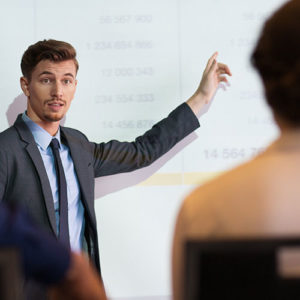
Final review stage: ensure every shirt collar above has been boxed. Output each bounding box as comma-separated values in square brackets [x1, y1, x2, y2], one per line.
[22, 111, 62, 150]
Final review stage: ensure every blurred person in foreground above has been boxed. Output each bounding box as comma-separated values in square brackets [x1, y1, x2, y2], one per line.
[172, 1, 300, 300]
[0, 202, 107, 300]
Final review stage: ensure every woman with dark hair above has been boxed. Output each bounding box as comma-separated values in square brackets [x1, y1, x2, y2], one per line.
[251, 0, 300, 126]
[172, 1, 300, 300]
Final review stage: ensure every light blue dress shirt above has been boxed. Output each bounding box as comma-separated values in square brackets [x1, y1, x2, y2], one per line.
[22, 112, 84, 252]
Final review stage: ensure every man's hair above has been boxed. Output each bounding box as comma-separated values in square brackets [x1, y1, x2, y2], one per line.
[21, 39, 79, 81]
[251, 0, 300, 126]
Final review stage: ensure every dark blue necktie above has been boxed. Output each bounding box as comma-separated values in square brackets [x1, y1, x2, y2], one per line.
[50, 138, 70, 248]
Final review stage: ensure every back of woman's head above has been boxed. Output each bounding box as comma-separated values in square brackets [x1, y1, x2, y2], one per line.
[252, 0, 300, 126]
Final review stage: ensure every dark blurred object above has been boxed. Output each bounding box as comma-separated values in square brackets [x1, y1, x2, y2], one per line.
[0, 202, 70, 285]
[0, 203, 107, 300]
[185, 237, 300, 300]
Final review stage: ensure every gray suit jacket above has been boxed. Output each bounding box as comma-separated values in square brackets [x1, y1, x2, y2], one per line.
[0, 103, 199, 272]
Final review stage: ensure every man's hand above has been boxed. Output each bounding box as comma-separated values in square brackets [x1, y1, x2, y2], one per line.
[186, 52, 232, 116]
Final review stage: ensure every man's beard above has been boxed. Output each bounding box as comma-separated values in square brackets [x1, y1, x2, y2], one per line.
[44, 112, 65, 122]
[43, 99, 66, 122]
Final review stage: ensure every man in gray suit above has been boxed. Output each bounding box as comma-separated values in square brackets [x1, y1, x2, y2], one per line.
[0, 39, 231, 274]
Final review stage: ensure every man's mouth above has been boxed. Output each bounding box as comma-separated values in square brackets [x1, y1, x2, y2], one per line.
[47, 101, 65, 111]
[49, 103, 63, 106]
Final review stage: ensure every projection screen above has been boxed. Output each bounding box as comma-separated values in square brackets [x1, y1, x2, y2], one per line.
[0, 0, 287, 299]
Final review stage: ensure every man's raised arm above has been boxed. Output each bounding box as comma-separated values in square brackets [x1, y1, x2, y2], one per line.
[186, 52, 232, 117]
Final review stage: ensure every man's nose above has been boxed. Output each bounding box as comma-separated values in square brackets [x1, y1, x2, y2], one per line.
[51, 81, 63, 98]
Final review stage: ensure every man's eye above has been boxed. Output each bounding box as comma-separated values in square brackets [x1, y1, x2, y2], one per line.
[63, 79, 72, 85]
[41, 78, 51, 84]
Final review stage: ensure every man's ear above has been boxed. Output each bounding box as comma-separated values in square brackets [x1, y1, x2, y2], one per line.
[20, 77, 30, 97]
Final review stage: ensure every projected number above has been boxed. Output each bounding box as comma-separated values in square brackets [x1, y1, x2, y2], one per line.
[204, 147, 266, 160]
[101, 67, 154, 77]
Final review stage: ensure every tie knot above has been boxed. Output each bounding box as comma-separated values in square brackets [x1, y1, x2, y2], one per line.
[50, 138, 60, 150]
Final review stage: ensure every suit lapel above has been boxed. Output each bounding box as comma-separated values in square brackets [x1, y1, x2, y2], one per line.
[14, 115, 57, 234]
[61, 128, 94, 222]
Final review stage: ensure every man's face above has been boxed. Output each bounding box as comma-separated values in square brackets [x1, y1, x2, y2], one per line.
[21, 59, 77, 125]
